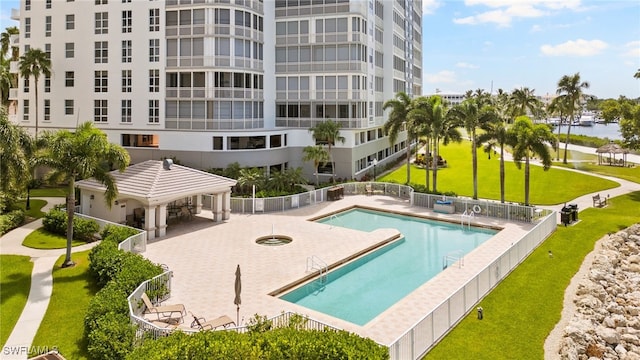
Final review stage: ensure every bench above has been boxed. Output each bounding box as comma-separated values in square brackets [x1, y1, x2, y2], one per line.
[592, 194, 607, 208]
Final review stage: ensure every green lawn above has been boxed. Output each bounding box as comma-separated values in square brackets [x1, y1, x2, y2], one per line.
[424, 191, 640, 359]
[29, 188, 67, 197]
[380, 141, 619, 205]
[22, 228, 85, 249]
[30, 250, 97, 360]
[12, 199, 48, 219]
[0, 255, 33, 348]
[554, 162, 640, 184]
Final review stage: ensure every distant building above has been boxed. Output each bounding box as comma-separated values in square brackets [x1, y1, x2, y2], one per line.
[8, 0, 422, 180]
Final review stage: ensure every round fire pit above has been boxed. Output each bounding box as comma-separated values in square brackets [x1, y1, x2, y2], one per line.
[255, 235, 293, 246]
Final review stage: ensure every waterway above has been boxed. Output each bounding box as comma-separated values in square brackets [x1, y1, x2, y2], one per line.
[549, 122, 622, 140]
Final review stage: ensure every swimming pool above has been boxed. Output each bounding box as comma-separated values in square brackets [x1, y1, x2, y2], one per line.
[279, 208, 498, 325]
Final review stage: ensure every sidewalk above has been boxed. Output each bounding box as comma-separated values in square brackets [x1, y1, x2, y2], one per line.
[0, 198, 97, 360]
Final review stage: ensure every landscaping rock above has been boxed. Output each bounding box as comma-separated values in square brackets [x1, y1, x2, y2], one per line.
[559, 224, 640, 359]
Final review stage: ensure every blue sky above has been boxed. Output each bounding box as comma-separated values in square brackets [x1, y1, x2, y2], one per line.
[2, 0, 638, 99]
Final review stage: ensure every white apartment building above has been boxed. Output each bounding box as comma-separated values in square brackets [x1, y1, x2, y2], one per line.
[9, 0, 422, 181]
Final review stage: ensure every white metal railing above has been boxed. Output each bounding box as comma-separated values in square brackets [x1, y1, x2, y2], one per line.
[74, 212, 146, 253]
[460, 209, 475, 228]
[442, 250, 464, 270]
[388, 211, 557, 359]
[128, 270, 174, 339]
[306, 255, 328, 283]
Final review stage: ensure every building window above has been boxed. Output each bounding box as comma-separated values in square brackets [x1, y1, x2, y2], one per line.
[121, 100, 132, 123]
[149, 39, 159, 62]
[44, 99, 50, 121]
[25, 0, 31, 11]
[66, 14, 74, 29]
[45, 16, 52, 37]
[44, 43, 51, 59]
[25, 18, 31, 38]
[65, 43, 74, 58]
[65, 99, 74, 115]
[65, 71, 74, 87]
[95, 41, 108, 63]
[121, 70, 132, 92]
[95, 0, 108, 5]
[23, 100, 29, 120]
[149, 69, 159, 92]
[94, 70, 108, 92]
[121, 40, 132, 63]
[44, 75, 50, 93]
[149, 8, 160, 31]
[46, 0, 51, 9]
[122, 10, 132, 33]
[23, 78, 29, 93]
[214, 9, 230, 25]
[95, 12, 108, 34]
[94, 100, 108, 122]
[148, 100, 159, 123]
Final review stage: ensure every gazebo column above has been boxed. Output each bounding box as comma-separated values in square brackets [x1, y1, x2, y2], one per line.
[223, 191, 231, 220]
[213, 194, 223, 222]
[156, 204, 167, 238]
[194, 195, 202, 214]
[144, 206, 157, 240]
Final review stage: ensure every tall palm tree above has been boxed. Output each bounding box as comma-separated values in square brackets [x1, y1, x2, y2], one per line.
[509, 87, 541, 118]
[309, 119, 345, 183]
[302, 145, 329, 187]
[0, 107, 33, 211]
[36, 122, 130, 267]
[383, 92, 413, 184]
[547, 95, 572, 160]
[407, 96, 433, 190]
[19, 48, 51, 142]
[508, 116, 555, 206]
[428, 96, 462, 192]
[1, 58, 11, 107]
[237, 167, 265, 194]
[478, 115, 510, 203]
[450, 97, 495, 200]
[556, 73, 590, 164]
[1, 26, 19, 60]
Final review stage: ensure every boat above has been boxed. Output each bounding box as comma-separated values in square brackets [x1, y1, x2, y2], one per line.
[579, 116, 594, 127]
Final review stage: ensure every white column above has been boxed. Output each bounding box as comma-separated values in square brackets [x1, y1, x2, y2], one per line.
[144, 206, 157, 240]
[194, 194, 202, 214]
[213, 194, 223, 222]
[223, 191, 232, 220]
[156, 204, 167, 238]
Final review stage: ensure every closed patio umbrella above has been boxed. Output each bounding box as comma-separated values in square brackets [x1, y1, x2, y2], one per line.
[234, 264, 241, 326]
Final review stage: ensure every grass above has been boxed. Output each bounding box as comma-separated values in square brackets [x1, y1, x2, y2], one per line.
[30, 250, 97, 360]
[29, 187, 67, 197]
[0, 255, 33, 348]
[380, 141, 619, 205]
[424, 191, 640, 359]
[554, 162, 640, 184]
[11, 199, 48, 219]
[22, 228, 86, 249]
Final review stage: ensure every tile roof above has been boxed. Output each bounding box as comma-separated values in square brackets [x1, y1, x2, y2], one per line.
[76, 160, 237, 205]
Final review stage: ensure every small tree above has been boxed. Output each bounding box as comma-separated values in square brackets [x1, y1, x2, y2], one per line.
[309, 119, 345, 183]
[302, 145, 329, 186]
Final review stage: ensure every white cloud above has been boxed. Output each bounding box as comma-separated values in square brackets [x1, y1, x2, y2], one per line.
[454, 0, 583, 27]
[530, 24, 542, 32]
[456, 62, 479, 69]
[623, 41, 640, 58]
[540, 39, 608, 56]
[422, 0, 441, 15]
[425, 70, 458, 83]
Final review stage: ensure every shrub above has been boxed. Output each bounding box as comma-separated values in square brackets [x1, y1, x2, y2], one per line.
[84, 282, 130, 336]
[100, 225, 139, 245]
[87, 312, 136, 360]
[42, 209, 99, 241]
[88, 241, 124, 288]
[114, 253, 163, 295]
[0, 210, 26, 236]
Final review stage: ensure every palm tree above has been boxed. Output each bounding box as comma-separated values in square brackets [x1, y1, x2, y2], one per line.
[634, 69, 640, 79]
[383, 92, 413, 184]
[428, 96, 462, 192]
[407, 96, 433, 190]
[547, 95, 572, 160]
[1, 58, 11, 107]
[450, 97, 495, 199]
[509, 87, 541, 118]
[0, 107, 33, 211]
[508, 116, 555, 206]
[478, 115, 510, 203]
[1, 26, 19, 59]
[556, 73, 590, 164]
[309, 119, 345, 183]
[19, 48, 51, 142]
[36, 122, 129, 267]
[302, 145, 329, 186]
[237, 167, 265, 194]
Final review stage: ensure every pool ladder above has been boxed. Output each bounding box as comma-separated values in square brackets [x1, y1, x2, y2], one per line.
[443, 250, 464, 270]
[306, 255, 328, 284]
[460, 209, 475, 228]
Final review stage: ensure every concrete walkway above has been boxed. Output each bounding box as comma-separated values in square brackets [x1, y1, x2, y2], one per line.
[0, 198, 97, 360]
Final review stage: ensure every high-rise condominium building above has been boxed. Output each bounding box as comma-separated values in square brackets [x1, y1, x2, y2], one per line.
[9, 0, 422, 180]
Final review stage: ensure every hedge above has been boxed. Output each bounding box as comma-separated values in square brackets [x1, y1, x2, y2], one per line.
[42, 209, 100, 242]
[0, 210, 26, 236]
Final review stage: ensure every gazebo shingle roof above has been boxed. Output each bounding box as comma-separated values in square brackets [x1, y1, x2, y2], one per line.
[596, 143, 629, 154]
[76, 160, 236, 205]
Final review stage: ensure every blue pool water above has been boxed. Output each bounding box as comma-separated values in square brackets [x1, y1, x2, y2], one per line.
[279, 208, 498, 325]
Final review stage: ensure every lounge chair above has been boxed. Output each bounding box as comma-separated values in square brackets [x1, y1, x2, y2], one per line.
[141, 293, 186, 323]
[190, 313, 236, 331]
[365, 183, 373, 196]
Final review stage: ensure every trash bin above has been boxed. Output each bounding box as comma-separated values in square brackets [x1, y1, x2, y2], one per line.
[560, 207, 571, 226]
[568, 203, 578, 222]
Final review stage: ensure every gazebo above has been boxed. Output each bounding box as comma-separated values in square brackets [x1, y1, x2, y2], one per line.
[76, 160, 237, 239]
[596, 143, 630, 167]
